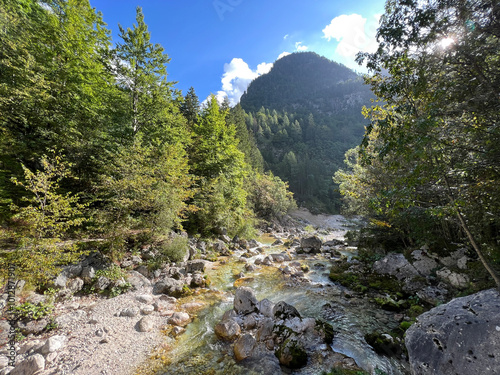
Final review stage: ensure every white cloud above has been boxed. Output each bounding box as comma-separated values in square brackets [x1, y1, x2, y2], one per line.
[218, 58, 273, 106]
[295, 42, 308, 51]
[278, 51, 291, 60]
[256, 62, 273, 75]
[284, 34, 289, 40]
[322, 14, 380, 59]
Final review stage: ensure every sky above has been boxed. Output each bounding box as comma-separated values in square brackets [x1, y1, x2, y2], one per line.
[88, 0, 387, 105]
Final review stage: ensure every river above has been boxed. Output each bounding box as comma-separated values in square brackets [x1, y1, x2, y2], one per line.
[147, 212, 410, 375]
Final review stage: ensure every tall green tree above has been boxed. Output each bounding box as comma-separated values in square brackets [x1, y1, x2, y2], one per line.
[98, 6, 191, 240]
[115, 6, 180, 141]
[180, 86, 200, 128]
[0, 0, 118, 219]
[354, 0, 500, 289]
[188, 95, 249, 236]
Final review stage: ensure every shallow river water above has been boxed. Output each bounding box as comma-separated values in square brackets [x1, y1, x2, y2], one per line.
[152, 216, 410, 375]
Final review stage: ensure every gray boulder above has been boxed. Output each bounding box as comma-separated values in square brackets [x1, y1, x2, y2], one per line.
[214, 319, 241, 341]
[152, 277, 184, 297]
[186, 259, 208, 273]
[300, 236, 322, 254]
[234, 287, 258, 315]
[373, 253, 419, 280]
[67, 277, 84, 293]
[406, 288, 500, 375]
[93, 276, 111, 291]
[273, 301, 301, 321]
[411, 250, 439, 276]
[127, 270, 152, 290]
[9, 354, 45, 375]
[436, 267, 470, 289]
[136, 316, 154, 332]
[41, 335, 66, 355]
[233, 333, 256, 361]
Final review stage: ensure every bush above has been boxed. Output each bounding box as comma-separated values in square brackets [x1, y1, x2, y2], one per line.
[156, 235, 188, 263]
[8, 153, 87, 286]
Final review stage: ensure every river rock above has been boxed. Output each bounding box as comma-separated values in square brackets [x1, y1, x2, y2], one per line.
[190, 272, 206, 288]
[120, 307, 139, 317]
[136, 294, 154, 304]
[273, 301, 301, 321]
[270, 254, 285, 262]
[126, 270, 151, 290]
[215, 319, 241, 341]
[141, 305, 154, 315]
[168, 312, 190, 327]
[275, 338, 307, 369]
[436, 267, 469, 289]
[41, 335, 66, 354]
[186, 259, 208, 273]
[152, 277, 184, 297]
[300, 236, 322, 254]
[406, 288, 500, 375]
[137, 316, 154, 332]
[234, 287, 258, 315]
[9, 354, 45, 375]
[373, 253, 419, 280]
[234, 333, 257, 361]
[411, 250, 439, 276]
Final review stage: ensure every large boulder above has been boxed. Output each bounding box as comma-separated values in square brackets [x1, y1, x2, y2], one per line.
[405, 288, 500, 375]
[411, 250, 439, 276]
[436, 267, 470, 289]
[299, 236, 322, 254]
[273, 301, 301, 321]
[214, 319, 241, 341]
[9, 354, 45, 375]
[275, 339, 308, 369]
[373, 253, 419, 280]
[186, 259, 209, 273]
[233, 333, 256, 361]
[234, 287, 258, 315]
[152, 277, 184, 297]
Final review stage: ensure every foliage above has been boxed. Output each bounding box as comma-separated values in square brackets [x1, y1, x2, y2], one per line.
[8, 153, 87, 286]
[94, 264, 127, 282]
[97, 136, 192, 238]
[348, 0, 500, 288]
[187, 95, 251, 236]
[156, 235, 189, 263]
[246, 171, 296, 222]
[0, 0, 297, 291]
[12, 301, 53, 320]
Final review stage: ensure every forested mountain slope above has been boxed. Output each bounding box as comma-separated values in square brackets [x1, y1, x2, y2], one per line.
[240, 52, 373, 212]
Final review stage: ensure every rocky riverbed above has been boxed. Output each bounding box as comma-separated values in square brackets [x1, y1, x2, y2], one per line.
[1, 210, 498, 375]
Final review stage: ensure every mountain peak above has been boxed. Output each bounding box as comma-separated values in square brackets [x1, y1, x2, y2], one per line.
[240, 52, 362, 113]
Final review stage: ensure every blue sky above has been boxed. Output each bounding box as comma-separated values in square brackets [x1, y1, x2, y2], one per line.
[89, 0, 386, 105]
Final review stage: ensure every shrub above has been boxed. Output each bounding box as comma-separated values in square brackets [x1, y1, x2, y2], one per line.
[8, 153, 87, 286]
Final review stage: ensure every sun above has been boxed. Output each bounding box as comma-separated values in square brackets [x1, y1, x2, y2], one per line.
[439, 37, 455, 49]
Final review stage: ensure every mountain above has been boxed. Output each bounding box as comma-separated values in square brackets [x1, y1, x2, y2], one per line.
[239, 52, 373, 213]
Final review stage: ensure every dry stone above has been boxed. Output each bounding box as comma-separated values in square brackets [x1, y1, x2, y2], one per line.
[406, 289, 500, 375]
[234, 287, 258, 315]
